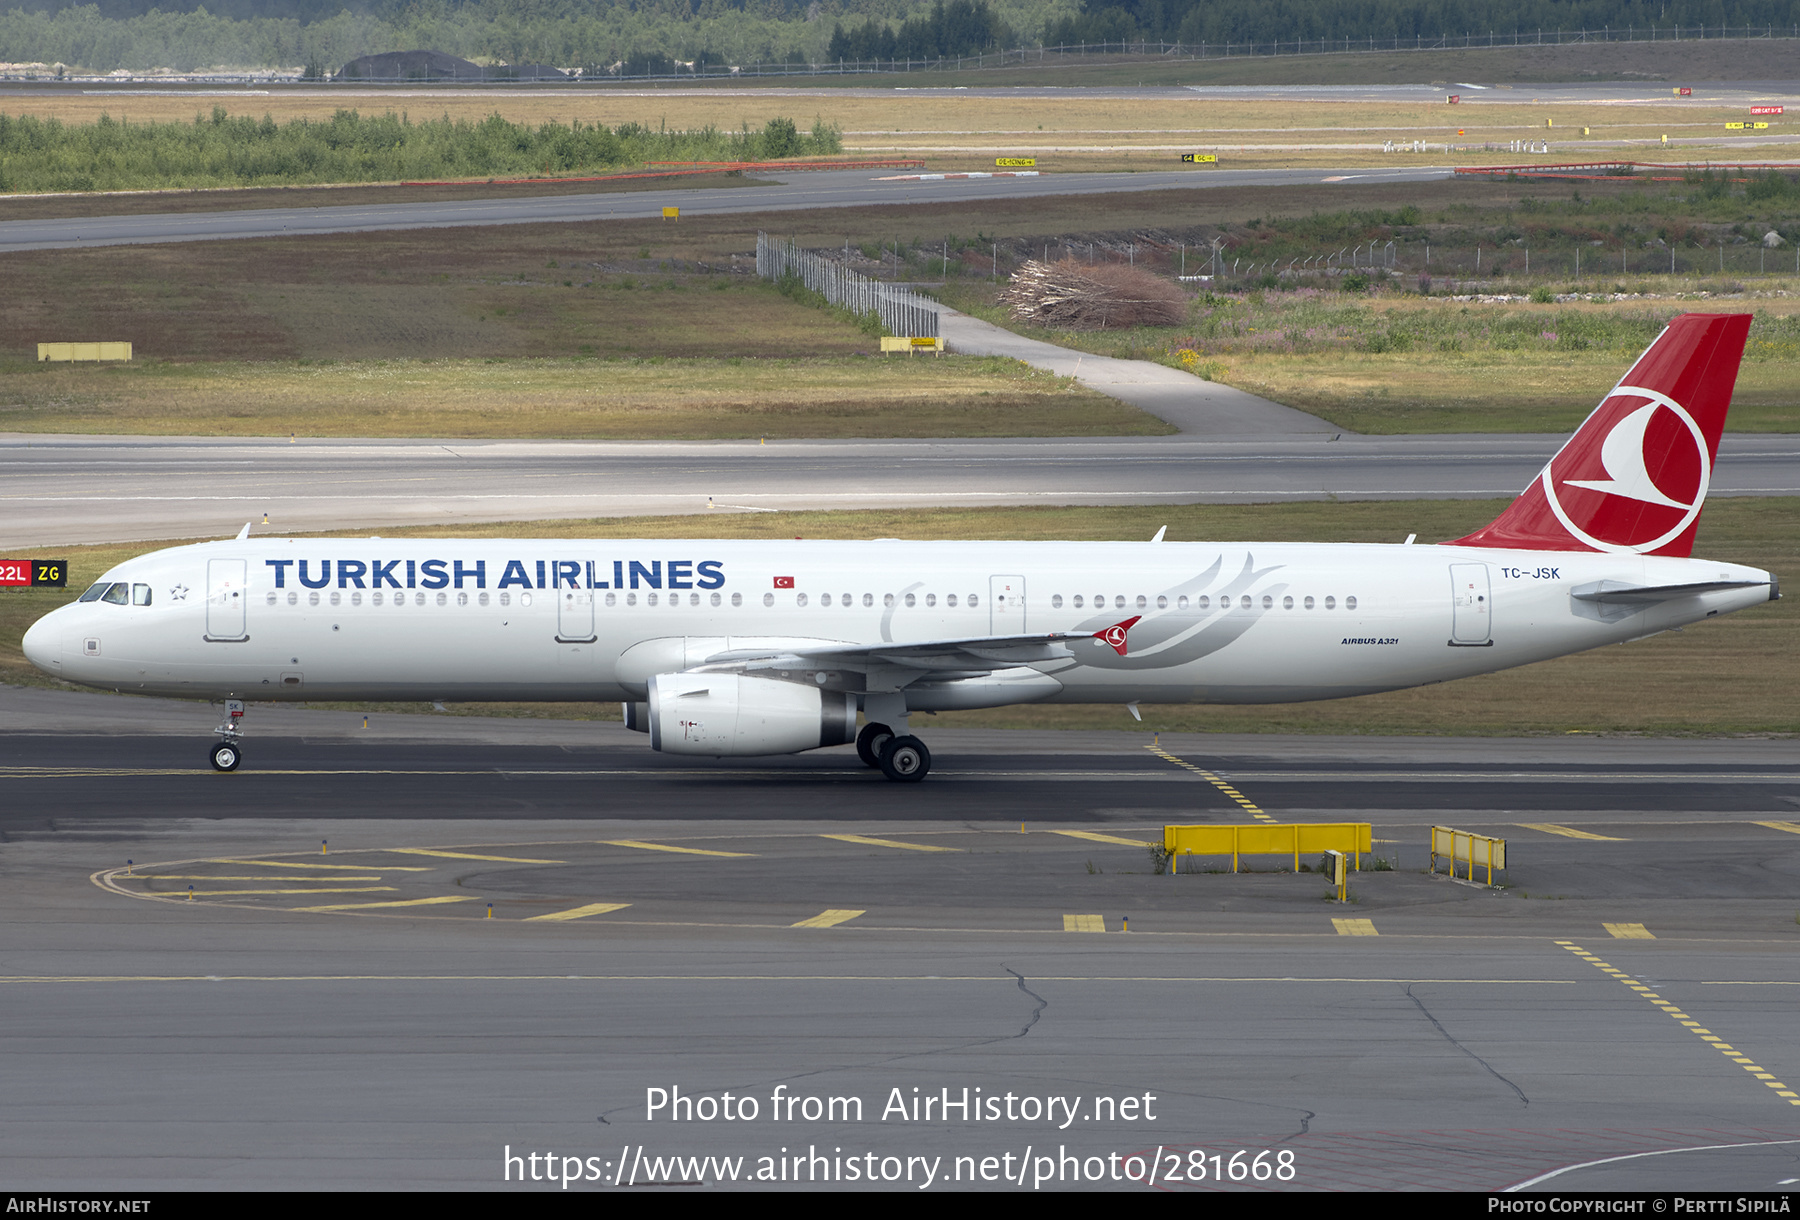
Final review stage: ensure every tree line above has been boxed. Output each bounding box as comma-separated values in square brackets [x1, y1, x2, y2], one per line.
[2, 0, 1797, 73]
[0, 106, 842, 192]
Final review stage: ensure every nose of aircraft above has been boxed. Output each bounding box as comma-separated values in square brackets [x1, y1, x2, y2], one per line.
[21, 611, 61, 675]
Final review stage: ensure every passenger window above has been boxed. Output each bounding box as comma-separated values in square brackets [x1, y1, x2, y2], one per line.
[1325, 596, 1336, 609]
[925, 594, 936, 607]
[1136, 595, 1148, 609]
[1052, 594, 1063, 608]
[1177, 595, 1189, 609]
[905, 593, 916, 608]
[710, 592, 721, 607]
[862, 593, 873, 608]
[480, 592, 491, 607]
[1346, 596, 1358, 610]
[762, 592, 773, 607]
[1156, 595, 1167, 609]
[266, 592, 277, 606]
[731, 593, 742, 607]
[796, 593, 808, 607]
[1197, 596, 1210, 610]
[1072, 595, 1083, 608]
[821, 593, 833, 607]
[604, 592, 615, 607]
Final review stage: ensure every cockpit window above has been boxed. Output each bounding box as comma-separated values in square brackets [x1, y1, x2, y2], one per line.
[77, 582, 109, 602]
[100, 582, 130, 605]
[132, 584, 152, 606]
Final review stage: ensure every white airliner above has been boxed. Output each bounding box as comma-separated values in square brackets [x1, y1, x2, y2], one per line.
[21, 313, 1778, 781]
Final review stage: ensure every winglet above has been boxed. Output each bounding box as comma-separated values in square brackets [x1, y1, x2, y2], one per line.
[1096, 616, 1142, 656]
[235, 522, 251, 540]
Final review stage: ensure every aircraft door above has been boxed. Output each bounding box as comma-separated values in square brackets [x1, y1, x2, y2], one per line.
[205, 559, 248, 641]
[1449, 563, 1492, 646]
[557, 586, 596, 643]
[990, 575, 1025, 634]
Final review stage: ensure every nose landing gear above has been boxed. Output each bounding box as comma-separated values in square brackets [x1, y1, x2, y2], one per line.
[210, 699, 245, 772]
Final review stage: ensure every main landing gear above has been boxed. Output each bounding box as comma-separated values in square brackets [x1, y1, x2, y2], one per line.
[857, 721, 931, 783]
[210, 698, 245, 772]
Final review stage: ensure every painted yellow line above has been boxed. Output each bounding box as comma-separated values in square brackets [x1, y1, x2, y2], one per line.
[234, 860, 435, 871]
[1555, 941, 1800, 1108]
[386, 848, 564, 864]
[1145, 745, 1274, 819]
[599, 840, 755, 858]
[1605, 922, 1656, 939]
[1333, 919, 1378, 936]
[792, 909, 866, 929]
[821, 834, 958, 853]
[1519, 823, 1627, 841]
[1754, 821, 1800, 836]
[526, 902, 632, 923]
[1063, 914, 1106, 933]
[168, 887, 395, 897]
[132, 876, 385, 882]
[1051, 830, 1157, 847]
[294, 896, 476, 912]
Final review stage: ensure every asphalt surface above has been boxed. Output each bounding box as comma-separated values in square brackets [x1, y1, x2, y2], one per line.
[0, 165, 1457, 253]
[5, 430, 1796, 548]
[2, 686, 1797, 1190]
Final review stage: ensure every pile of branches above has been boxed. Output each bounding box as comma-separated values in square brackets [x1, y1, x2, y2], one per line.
[999, 259, 1187, 329]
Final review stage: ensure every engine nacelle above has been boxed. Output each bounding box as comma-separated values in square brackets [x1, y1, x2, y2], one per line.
[647, 673, 856, 756]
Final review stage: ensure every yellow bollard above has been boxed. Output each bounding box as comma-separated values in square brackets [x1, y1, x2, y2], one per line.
[486, 903, 494, 919]
[186, 886, 194, 902]
[321, 839, 327, 855]
[1122, 916, 1129, 932]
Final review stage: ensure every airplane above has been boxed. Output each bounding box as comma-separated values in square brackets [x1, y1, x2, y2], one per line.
[20, 313, 1778, 782]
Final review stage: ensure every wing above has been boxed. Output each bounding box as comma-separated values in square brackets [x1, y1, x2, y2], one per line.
[700, 631, 1086, 679]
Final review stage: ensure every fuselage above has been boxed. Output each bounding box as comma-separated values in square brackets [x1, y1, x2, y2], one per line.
[23, 536, 1776, 709]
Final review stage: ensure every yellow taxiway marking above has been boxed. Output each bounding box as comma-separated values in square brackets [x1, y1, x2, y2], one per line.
[1333, 919, 1379, 936]
[172, 887, 395, 897]
[294, 896, 476, 912]
[526, 902, 632, 923]
[1519, 823, 1627, 841]
[1754, 821, 1800, 836]
[599, 840, 755, 858]
[1605, 922, 1656, 939]
[1052, 830, 1157, 847]
[1557, 942, 1800, 1107]
[234, 860, 434, 871]
[1146, 746, 1278, 822]
[1063, 914, 1106, 933]
[820, 834, 958, 853]
[792, 909, 866, 928]
[386, 848, 564, 864]
[132, 875, 385, 882]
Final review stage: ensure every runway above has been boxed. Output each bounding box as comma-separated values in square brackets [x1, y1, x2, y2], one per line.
[5, 430, 1796, 548]
[1, 686, 1797, 1190]
[0, 164, 1456, 253]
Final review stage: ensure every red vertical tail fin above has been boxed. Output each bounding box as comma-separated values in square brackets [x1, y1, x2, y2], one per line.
[1449, 313, 1750, 557]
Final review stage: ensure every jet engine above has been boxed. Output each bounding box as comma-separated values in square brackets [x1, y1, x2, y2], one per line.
[646, 673, 856, 756]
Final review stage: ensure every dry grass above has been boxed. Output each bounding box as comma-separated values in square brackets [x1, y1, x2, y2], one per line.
[0, 89, 1778, 194]
[3, 498, 1792, 735]
[0, 355, 1144, 439]
[1217, 349, 1800, 434]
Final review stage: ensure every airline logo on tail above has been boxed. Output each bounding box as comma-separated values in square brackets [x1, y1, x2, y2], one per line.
[1450, 313, 1750, 557]
[1542, 385, 1710, 553]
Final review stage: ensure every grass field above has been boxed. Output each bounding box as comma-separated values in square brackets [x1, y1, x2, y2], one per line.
[0, 87, 1787, 187]
[0, 354, 1144, 439]
[2, 498, 1792, 736]
[934, 282, 1800, 433]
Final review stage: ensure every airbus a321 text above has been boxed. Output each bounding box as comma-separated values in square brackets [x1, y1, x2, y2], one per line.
[22, 314, 1778, 781]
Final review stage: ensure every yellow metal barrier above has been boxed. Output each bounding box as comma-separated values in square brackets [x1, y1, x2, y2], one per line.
[37, 342, 132, 362]
[1163, 822, 1372, 874]
[1430, 825, 1507, 885]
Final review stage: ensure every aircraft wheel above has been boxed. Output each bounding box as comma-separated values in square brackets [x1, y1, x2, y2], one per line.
[210, 742, 241, 772]
[878, 735, 931, 782]
[856, 722, 894, 769]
